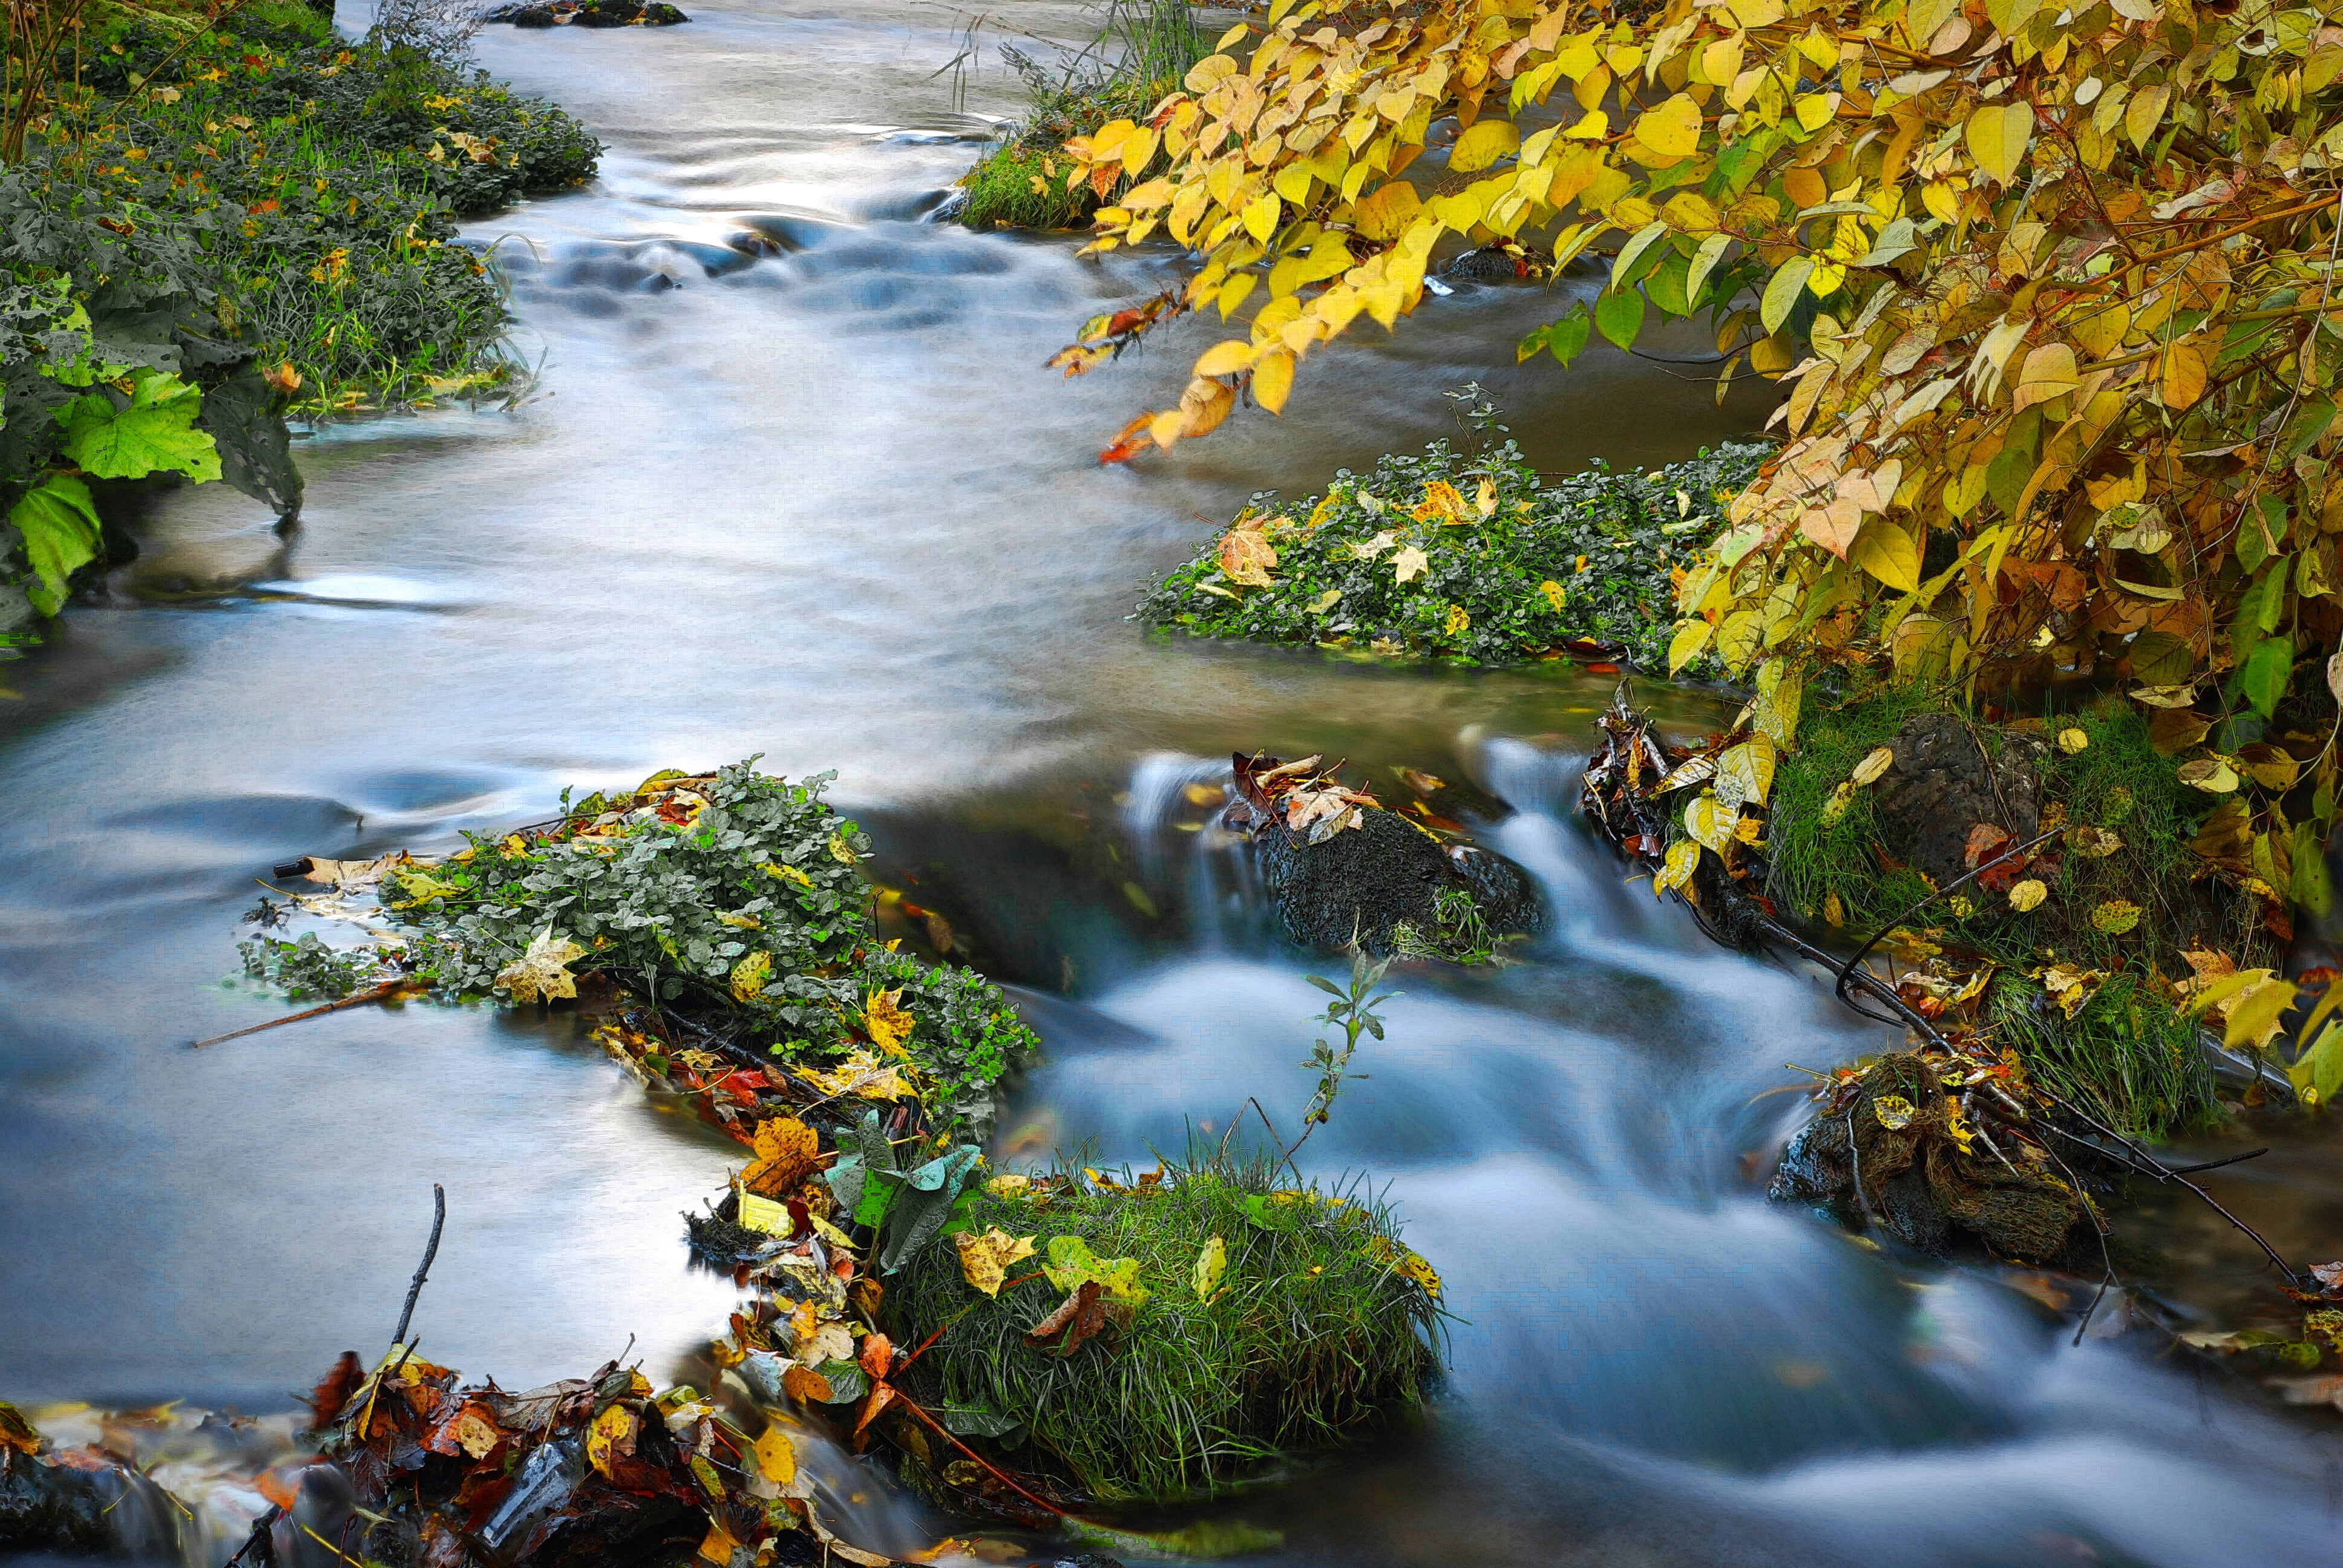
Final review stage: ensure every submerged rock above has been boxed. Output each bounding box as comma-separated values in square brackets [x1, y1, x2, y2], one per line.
[1870, 712, 2046, 887]
[485, 0, 688, 25]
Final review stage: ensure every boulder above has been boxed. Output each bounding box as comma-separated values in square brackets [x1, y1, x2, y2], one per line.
[1252, 805, 1539, 953]
[1870, 712, 2046, 888]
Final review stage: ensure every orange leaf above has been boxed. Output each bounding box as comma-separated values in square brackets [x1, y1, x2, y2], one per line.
[858, 1332, 893, 1380]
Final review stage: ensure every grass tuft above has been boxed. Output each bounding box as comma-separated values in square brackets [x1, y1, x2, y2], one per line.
[888, 1148, 1442, 1503]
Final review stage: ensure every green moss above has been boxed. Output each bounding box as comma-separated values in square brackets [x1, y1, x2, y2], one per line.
[888, 1152, 1442, 1503]
[1139, 394, 1769, 669]
[958, 139, 1098, 230]
[1765, 685, 2258, 1136]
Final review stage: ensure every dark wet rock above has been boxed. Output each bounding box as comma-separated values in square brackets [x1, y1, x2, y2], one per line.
[1440, 244, 1548, 281]
[1769, 1051, 2082, 1263]
[1253, 805, 1540, 954]
[1, 1450, 180, 1558]
[1870, 712, 2045, 887]
[484, 0, 688, 25]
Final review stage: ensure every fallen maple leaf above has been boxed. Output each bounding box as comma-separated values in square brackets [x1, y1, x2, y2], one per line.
[863, 989, 916, 1054]
[496, 927, 585, 1004]
[796, 1048, 910, 1101]
[1028, 1279, 1110, 1356]
[586, 1403, 636, 1480]
[742, 1117, 821, 1196]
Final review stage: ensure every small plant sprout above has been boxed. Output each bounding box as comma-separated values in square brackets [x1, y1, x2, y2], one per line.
[1289, 949, 1397, 1157]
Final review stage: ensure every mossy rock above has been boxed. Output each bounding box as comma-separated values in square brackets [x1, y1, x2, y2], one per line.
[886, 1159, 1442, 1503]
[1253, 806, 1539, 956]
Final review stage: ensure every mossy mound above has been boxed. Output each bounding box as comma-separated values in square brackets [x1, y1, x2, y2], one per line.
[1768, 686, 2260, 1136]
[886, 1157, 1442, 1504]
[1140, 405, 1769, 670]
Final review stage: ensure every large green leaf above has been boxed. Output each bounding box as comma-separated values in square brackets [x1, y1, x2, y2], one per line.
[2242, 633, 2293, 717]
[1594, 286, 1647, 351]
[8, 475, 102, 616]
[59, 371, 222, 482]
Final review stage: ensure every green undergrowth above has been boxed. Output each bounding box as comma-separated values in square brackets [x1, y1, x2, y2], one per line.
[888, 1151, 1442, 1503]
[4, 0, 600, 648]
[956, 0, 1202, 230]
[246, 761, 1037, 1137]
[1139, 392, 1769, 669]
[1768, 685, 2258, 1135]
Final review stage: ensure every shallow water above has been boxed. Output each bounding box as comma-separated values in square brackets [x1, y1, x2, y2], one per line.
[7, 2, 2343, 1563]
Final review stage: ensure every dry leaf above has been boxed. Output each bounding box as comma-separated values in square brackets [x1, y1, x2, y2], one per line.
[863, 988, 916, 1054]
[496, 927, 586, 1004]
[1850, 746, 1895, 786]
[955, 1227, 1038, 1296]
[2008, 880, 2048, 912]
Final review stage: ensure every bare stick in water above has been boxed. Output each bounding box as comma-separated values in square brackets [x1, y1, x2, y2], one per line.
[191, 979, 413, 1050]
[392, 1184, 447, 1348]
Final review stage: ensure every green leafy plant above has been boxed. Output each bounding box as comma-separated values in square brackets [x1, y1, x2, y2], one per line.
[238, 932, 388, 1001]
[1390, 885, 1514, 967]
[1143, 390, 1766, 670]
[1291, 950, 1396, 1153]
[822, 1106, 986, 1274]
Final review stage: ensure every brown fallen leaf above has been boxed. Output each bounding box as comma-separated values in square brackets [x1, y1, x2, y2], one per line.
[782, 1364, 833, 1404]
[859, 1333, 894, 1380]
[1027, 1280, 1109, 1356]
[742, 1116, 821, 1197]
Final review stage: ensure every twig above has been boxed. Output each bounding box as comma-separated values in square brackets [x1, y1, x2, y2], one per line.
[391, 1184, 447, 1348]
[191, 979, 413, 1049]
[223, 1506, 280, 1568]
[2164, 1148, 2270, 1175]
[888, 1389, 1069, 1519]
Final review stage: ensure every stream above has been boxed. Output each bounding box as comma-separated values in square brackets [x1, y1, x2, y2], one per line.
[7, 3, 2343, 1564]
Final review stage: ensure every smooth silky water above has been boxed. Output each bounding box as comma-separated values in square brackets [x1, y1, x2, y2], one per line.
[5, 4, 2343, 1564]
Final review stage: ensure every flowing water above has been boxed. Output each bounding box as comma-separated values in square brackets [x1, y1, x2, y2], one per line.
[7, 4, 2343, 1564]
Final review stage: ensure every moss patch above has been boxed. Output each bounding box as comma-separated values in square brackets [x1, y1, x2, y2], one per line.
[888, 1154, 1442, 1503]
[1139, 401, 1768, 670]
[1766, 685, 2261, 1136]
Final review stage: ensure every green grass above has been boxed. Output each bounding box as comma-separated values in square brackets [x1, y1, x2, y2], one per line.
[1765, 684, 2258, 1136]
[888, 1150, 1442, 1503]
[957, 0, 1204, 230]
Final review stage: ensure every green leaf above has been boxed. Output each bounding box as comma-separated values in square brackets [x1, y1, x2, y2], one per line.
[8, 475, 102, 617]
[1685, 231, 1732, 307]
[1761, 256, 1814, 335]
[2243, 633, 2293, 717]
[1521, 309, 1594, 368]
[1594, 287, 1646, 351]
[58, 371, 222, 482]
[2293, 819, 2333, 918]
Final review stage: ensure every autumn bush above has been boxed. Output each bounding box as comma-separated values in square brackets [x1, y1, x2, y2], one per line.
[1145, 389, 1766, 668]
[1035, 0, 2343, 1095]
[886, 1151, 1441, 1503]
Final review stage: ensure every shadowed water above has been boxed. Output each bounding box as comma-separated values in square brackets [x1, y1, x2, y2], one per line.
[5, 3, 2343, 1564]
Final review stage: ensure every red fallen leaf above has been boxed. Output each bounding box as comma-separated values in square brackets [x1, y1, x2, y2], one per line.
[1098, 412, 1155, 465]
[1584, 662, 1622, 675]
[1027, 1281, 1110, 1356]
[1964, 823, 2013, 869]
[859, 1333, 893, 1380]
[305, 1350, 364, 1428]
[255, 1466, 303, 1510]
[853, 1381, 896, 1441]
[247, 198, 280, 214]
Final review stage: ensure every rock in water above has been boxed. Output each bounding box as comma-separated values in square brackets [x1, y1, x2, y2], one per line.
[1253, 805, 1539, 953]
[1870, 712, 2046, 887]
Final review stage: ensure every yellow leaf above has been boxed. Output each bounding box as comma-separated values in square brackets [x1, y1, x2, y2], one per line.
[796, 1048, 911, 1100]
[1184, 54, 1236, 93]
[1850, 520, 1921, 593]
[730, 950, 773, 1004]
[1965, 101, 2034, 186]
[496, 927, 586, 1004]
[1193, 1234, 1228, 1299]
[1194, 339, 1255, 379]
[1685, 791, 1733, 852]
[1666, 617, 1711, 671]
[1821, 781, 1855, 823]
[2178, 757, 2240, 792]
[863, 988, 916, 1054]
[2091, 899, 2143, 935]
[1354, 180, 1421, 241]
[2010, 342, 2077, 413]
[955, 1227, 1038, 1296]
[1476, 477, 1498, 517]
[1444, 604, 1470, 636]
[1654, 837, 1702, 896]
[1119, 126, 1159, 178]
[2224, 977, 2299, 1050]
[2057, 728, 2089, 754]
[1394, 546, 1430, 583]
[1873, 1094, 1916, 1130]
[1253, 348, 1296, 414]
[2008, 878, 2048, 912]
[1716, 736, 1777, 814]
[765, 861, 816, 889]
[735, 1191, 791, 1235]
[1243, 192, 1282, 244]
[1450, 119, 1519, 173]
[2160, 337, 2213, 410]
[588, 1403, 636, 1480]
[753, 1427, 797, 1485]
[1630, 94, 1703, 160]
